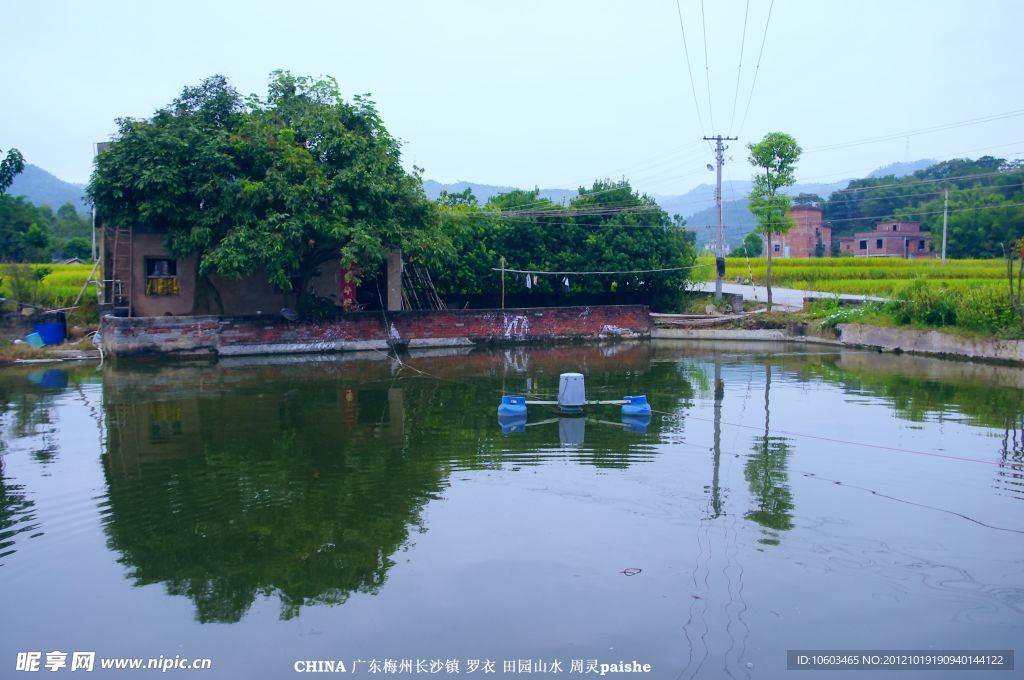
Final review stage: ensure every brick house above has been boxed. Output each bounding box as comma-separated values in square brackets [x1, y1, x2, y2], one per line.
[762, 205, 832, 258]
[97, 222, 407, 317]
[837, 221, 935, 258]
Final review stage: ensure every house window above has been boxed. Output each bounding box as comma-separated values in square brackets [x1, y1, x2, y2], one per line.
[892, 224, 899, 231]
[918, 240, 925, 251]
[859, 240, 867, 250]
[773, 243, 781, 253]
[146, 258, 179, 296]
[876, 239, 883, 249]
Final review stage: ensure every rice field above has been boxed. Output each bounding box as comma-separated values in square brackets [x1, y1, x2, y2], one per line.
[694, 256, 1007, 295]
[0, 263, 96, 308]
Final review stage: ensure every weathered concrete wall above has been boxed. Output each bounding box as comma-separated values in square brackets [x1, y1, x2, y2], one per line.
[100, 305, 651, 358]
[837, 323, 1024, 363]
[653, 323, 1024, 365]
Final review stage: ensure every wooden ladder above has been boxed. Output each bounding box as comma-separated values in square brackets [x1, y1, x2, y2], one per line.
[108, 225, 133, 316]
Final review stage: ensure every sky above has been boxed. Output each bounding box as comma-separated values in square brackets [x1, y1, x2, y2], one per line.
[3, 0, 1023, 203]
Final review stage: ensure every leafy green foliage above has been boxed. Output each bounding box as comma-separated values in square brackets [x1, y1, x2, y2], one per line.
[823, 156, 1024, 258]
[431, 179, 697, 310]
[747, 132, 802, 309]
[883, 279, 1020, 334]
[729, 230, 763, 257]
[88, 72, 444, 298]
[0, 148, 25, 194]
[0, 194, 91, 262]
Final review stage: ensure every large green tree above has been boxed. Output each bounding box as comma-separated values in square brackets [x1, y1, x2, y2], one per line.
[88, 72, 444, 308]
[748, 132, 802, 310]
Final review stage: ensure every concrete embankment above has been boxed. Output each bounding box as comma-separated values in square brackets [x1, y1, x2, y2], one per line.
[653, 322, 1024, 365]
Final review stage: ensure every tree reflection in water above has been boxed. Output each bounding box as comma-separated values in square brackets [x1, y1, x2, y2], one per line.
[744, 364, 794, 543]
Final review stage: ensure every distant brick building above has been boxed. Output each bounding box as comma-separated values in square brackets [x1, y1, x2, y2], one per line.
[837, 221, 935, 258]
[762, 206, 831, 258]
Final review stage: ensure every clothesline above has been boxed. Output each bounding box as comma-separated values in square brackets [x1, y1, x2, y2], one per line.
[490, 264, 712, 275]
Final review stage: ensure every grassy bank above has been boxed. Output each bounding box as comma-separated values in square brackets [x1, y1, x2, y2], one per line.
[691, 255, 1022, 338]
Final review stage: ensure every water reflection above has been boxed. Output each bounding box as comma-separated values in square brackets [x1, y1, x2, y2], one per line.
[745, 365, 794, 542]
[0, 340, 1020, 656]
[98, 346, 685, 622]
[0, 459, 36, 565]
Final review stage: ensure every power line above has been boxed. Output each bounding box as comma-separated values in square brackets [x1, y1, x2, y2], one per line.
[804, 108, 1024, 153]
[675, 0, 707, 136]
[738, 199, 1024, 228]
[449, 167, 1024, 225]
[728, 0, 751, 135]
[737, 0, 775, 137]
[476, 197, 1024, 231]
[491, 264, 710, 275]
[700, 0, 715, 132]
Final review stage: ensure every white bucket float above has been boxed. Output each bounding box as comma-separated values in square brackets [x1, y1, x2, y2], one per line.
[497, 372, 652, 420]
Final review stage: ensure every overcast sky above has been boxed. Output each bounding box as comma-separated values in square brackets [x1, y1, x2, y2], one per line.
[3, 0, 1023, 201]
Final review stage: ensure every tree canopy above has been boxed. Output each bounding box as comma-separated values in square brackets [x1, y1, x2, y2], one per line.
[431, 179, 697, 310]
[748, 132, 801, 309]
[88, 72, 444, 294]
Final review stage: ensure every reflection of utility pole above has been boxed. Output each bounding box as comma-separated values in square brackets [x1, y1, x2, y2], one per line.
[704, 135, 738, 302]
[711, 357, 724, 518]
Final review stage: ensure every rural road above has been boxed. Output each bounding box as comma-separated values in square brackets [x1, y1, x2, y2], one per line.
[692, 281, 885, 310]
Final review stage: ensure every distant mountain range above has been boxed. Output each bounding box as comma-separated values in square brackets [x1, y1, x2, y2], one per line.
[7, 165, 89, 214]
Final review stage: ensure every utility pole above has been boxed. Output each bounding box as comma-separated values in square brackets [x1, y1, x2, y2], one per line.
[941, 188, 949, 264]
[704, 135, 738, 301]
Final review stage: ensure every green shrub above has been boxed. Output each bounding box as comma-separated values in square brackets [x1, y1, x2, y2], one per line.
[886, 280, 957, 326]
[954, 288, 1018, 333]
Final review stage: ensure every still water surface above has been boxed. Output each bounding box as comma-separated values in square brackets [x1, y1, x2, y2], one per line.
[1, 341, 1021, 678]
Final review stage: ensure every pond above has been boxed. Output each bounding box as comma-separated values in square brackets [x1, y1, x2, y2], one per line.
[0, 342, 1021, 678]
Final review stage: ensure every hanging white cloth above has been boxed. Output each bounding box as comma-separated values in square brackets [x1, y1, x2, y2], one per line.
[525, 274, 532, 289]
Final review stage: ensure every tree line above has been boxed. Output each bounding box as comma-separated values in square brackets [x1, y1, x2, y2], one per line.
[432, 180, 696, 309]
[0, 194, 93, 262]
[798, 156, 1024, 258]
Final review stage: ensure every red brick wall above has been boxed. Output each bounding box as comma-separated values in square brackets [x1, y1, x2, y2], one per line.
[101, 306, 652, 357]
[763, 207, 831, 258]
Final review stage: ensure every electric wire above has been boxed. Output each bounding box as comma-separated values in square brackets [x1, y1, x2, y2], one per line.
[675, 0, 708, 136]
[700, 0, 715, 132]
[805, 108, 1024, 154]
[736, 0, 775, 137]
[483, 198, 1024, 230]
[491, 264, 711, 276]
[649, 406, 1008, 467]
[728, 0, 751, 135]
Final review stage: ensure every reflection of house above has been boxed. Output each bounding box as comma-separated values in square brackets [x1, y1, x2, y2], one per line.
[762, 206, 831, 258]
[837, 221, 934, 258]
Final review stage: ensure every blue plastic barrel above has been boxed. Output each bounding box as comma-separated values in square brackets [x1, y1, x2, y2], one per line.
[497, 395, 528, 417]
[33, 322, 65, 346]
[621, 394, 652, 416]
